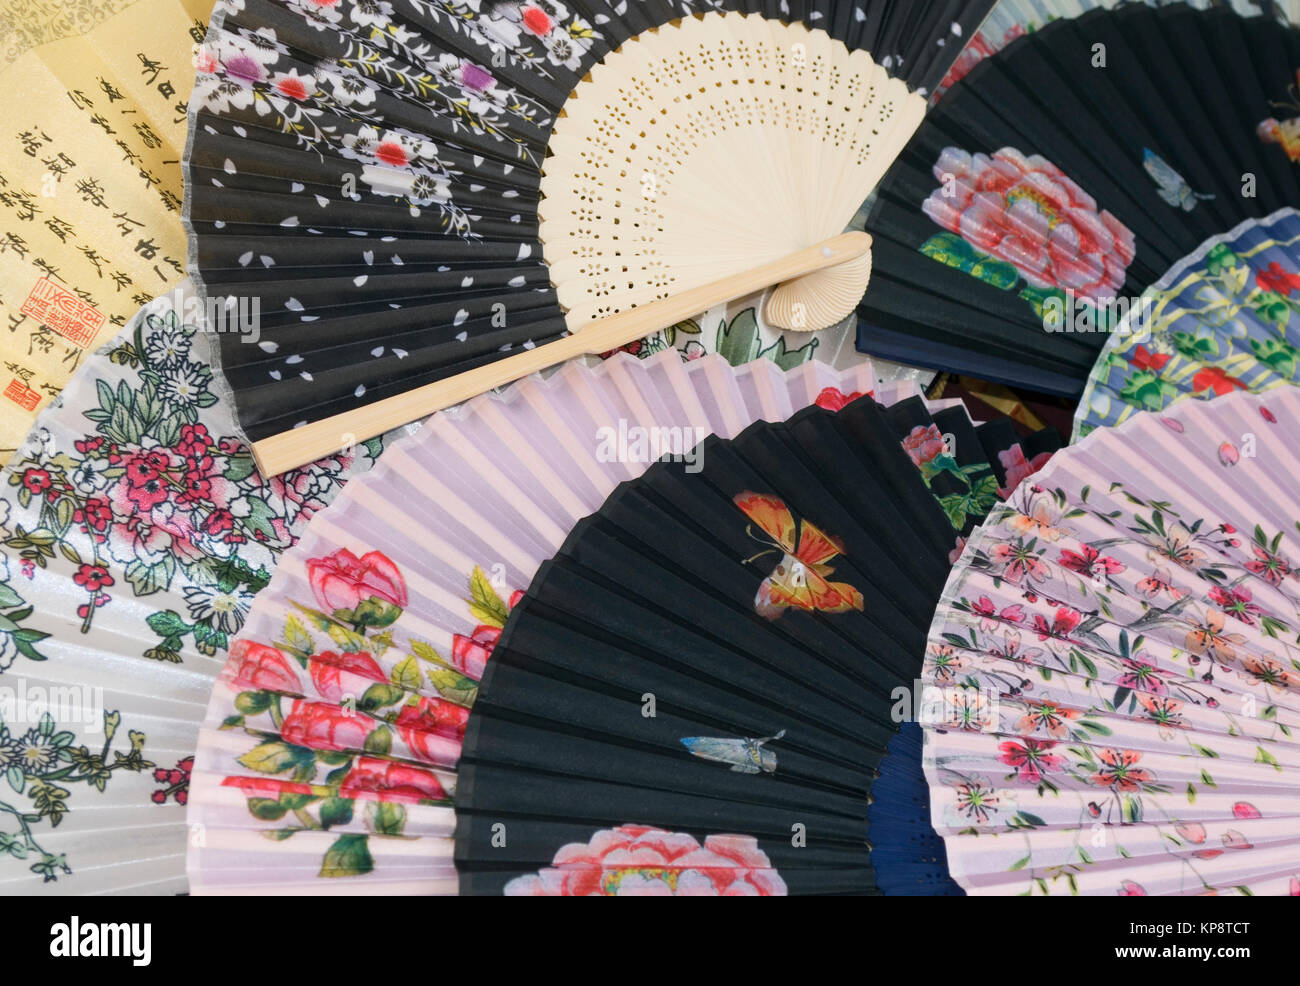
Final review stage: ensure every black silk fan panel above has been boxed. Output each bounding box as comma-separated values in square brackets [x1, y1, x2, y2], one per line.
[857, 3, 1300, 395]
[186, 0, 993, 441]
[452, 395, 959, 895]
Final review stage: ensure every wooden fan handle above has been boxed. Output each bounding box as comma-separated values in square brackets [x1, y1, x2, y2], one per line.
[250, 231, 872, 476]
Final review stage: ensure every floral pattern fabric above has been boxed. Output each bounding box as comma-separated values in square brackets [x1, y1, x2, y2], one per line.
[0, 282, 389, 893]
[1077, 207, 1300, 439]
[922, 387, 1300, 895]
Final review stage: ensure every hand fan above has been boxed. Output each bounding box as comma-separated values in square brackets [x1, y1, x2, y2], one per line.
[921, 386, 1300, 895]
[1076, 206, 1300, 438]
[182, 0, 996, 473]
[184, 350, 1057, 894]
[856, 2, 1300, 396]
[0, 281, 392, 895]
[936, 0, 1120, 98]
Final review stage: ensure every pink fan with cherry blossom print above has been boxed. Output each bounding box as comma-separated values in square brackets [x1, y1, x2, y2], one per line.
[919, 385, 1300, 895]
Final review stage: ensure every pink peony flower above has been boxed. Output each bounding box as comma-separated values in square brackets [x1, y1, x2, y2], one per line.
[504, 824, 787, 896]
[308, 650, 386, 703]
[395, 695, 470, 737]
[451, 625, 499, 680]
[339, 756, 448, 804]
[279, 699, 372, 752]
[923, 146, 1135, 299]
[397, 721, 461, 767]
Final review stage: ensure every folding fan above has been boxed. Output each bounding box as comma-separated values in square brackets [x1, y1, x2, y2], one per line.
[1076, 206, 1300, 438]
[922, 386, 1300, 895]
[887, 393, 1062, 534]
[857, 2, 1300, 396]
[182, 0, 997, 472]
[0, 281, 390, 895]
[184, 348, 1063, 894]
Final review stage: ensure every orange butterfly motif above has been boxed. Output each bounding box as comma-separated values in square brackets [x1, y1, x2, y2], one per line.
[733, 492, 865, 620]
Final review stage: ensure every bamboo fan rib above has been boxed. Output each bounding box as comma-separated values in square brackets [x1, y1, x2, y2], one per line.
[540, 14, 921, 328]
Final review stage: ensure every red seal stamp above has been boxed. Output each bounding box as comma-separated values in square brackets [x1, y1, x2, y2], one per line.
[3, 378, 41, 411]
[20, 277, 104, 348]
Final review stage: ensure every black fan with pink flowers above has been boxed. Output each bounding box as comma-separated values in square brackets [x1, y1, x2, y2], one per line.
[856, 2, 1300, 394]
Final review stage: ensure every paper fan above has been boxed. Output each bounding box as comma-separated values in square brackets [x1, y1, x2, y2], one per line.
[856, 2, 1300, 395]
[921, 386, 1300, 895]
[0, 281, 392, 894]
[184, 347, 1064, 894]
[182, 0, 995, 471]
[1075, 206, 1300, 439]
